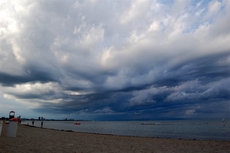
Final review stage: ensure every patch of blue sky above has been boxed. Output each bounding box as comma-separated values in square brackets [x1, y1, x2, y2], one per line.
[191, 0, 215, 7]
[181, 0, 225, 34]
[159, 21, 167, 32]
[156, 0, 174, 6]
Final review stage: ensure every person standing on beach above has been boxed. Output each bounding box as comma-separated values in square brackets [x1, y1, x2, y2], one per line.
[32, 120, 34, 126]
[41, 121, 43, 128]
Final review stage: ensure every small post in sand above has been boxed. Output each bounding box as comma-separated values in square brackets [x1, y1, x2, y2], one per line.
[0, 120, 3, 136]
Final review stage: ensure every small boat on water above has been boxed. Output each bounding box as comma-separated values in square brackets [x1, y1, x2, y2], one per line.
[74, 122, 81, 125]
[141, 122, 160, 125]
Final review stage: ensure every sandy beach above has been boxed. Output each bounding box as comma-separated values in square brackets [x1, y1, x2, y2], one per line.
[0, 123, 229, 153]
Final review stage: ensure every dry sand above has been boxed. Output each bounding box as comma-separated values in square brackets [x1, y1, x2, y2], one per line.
[0, 123, 230, 153]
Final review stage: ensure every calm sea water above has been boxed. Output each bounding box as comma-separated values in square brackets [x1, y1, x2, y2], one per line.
[22, 120, 230, 141]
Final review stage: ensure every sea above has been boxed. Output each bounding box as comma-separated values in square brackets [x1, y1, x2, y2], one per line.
[21, 119, 230, 141]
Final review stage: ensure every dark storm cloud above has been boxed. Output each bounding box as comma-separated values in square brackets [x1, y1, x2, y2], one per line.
[150, 52, 230, 89]
[0, 68, 57, 86]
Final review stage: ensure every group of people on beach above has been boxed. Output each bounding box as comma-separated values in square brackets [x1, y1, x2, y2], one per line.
[31, 120, 43, 128]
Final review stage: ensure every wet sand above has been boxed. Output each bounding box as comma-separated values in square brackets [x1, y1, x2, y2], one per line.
[0, 123, 229, 153]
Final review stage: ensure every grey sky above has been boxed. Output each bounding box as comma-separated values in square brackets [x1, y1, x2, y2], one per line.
[0, 0, 229, 120]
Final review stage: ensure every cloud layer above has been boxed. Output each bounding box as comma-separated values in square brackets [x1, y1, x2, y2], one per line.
[0, 0, 229, 120]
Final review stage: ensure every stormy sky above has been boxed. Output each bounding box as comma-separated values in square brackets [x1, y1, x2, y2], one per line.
[0, 0, 229, 120]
